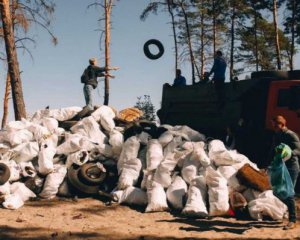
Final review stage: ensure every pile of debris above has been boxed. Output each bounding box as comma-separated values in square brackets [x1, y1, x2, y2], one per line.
[0, 105, 288, 221]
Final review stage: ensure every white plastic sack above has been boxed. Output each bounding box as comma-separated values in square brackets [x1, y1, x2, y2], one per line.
[218, 166, 241, 192]
[181, 156, 202, 185]
[158, 131, 174, 147]
[39, 164, 67, 199]
[173, 147, 193, 169]
[146, 139, 163, 171]
[38, 143, 55, 175]
[115, 187, 148, 206]
[109, 129, 124, 157]
[166, 176, 187, 210]
[0, 143, 10, 155]
[91, 105, 116, 132]
[206, 166, 230, 216]
[171, 125, 205, 142]
[10, 182, 36, 202]
[12, 142, 39, 162]
[40, 133, 59, 148]
[48, 106, 82, 121]
[30, 109, 50, 123]
[70, 116, 107, 145]
[19, 162, 37, 178]
[145, 181, 169, 212]
[3, 160, 21, 182]
[190, 142, 210, 167]
[118, 158, 142, 190]
[6, 119, 29, 131]
[26, 123, 50, 142]
[56, 134, 96, 155]
[6, 129, 33, 146]
[3, 182, 36, 210]
[41, 117, 59, 133]
[153, 152, 178, 188]
[141, 169, 155, 190]
[66, 150, 89, 168]
[163, 136, 182, 157]
[182, 175, 208, 217]
[0, 181, 11, 196]
[3, 194, 24, 209]
[117, 136, 140, 174]
[248, 190, 288, 221]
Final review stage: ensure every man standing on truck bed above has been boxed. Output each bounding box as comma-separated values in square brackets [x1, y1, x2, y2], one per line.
[81, 58, 119, 110]
[270, 115, 300, 230]
[208, 50, 227, 109]
[172, 69, 186, 87]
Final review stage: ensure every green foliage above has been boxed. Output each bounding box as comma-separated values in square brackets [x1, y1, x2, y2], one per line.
[238, 18, 292, 70]
[134, 95, 156, 122]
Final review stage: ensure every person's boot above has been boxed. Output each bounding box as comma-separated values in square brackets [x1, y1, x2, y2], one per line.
[283, 221, 296, 230]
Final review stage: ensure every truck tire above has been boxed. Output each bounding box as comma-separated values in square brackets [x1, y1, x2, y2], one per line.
[251, 71, 289, 80]
[0, 163, 10, 185]
[143, 39, 164, 60]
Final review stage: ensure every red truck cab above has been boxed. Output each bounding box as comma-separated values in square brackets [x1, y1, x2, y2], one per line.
[266, 80, 300, 136]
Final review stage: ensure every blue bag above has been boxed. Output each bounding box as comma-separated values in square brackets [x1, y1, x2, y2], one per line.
[268, 143, 295, 200]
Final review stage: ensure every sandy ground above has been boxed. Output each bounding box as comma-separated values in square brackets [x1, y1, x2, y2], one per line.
[0, 196, 299, 240]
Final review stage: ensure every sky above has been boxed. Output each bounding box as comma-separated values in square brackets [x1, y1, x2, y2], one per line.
[0, 0, 300, 120]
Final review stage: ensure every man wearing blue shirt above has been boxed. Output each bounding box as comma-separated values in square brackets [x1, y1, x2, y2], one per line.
[208, 50, 227, 109]
[172, 69, 186, 87]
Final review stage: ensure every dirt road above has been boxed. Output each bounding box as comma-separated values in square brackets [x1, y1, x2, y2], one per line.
[0, 197, 299, 240]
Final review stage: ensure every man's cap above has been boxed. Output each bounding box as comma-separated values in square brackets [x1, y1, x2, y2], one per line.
[272, 115, 286, 125]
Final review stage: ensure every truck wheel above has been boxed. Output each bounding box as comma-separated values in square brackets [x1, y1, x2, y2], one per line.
[143, 39, 164, 60]
[0, 163, 10, 185]
[251, 71, 289, 80]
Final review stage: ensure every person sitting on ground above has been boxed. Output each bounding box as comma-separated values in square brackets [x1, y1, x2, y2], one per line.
[81, 58, 119, 110]
[270, 115, 300, 230]
[172, 69, 186, 87]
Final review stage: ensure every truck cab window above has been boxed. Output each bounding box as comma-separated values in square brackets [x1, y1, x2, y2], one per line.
[277, 89, 290, 107]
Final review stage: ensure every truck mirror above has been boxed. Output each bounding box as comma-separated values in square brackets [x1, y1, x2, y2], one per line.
[289, 85, 300, 110]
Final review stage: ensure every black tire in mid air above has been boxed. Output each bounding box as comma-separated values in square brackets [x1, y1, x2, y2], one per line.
[143, 39, 164, 60]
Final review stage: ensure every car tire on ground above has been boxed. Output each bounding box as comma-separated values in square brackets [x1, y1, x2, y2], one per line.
[79, 163, 107, 185]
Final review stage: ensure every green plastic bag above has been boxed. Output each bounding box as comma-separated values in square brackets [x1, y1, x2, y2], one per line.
[268, 143, 294, 200]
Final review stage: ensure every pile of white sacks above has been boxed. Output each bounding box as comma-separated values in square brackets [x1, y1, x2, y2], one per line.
[0, 106, 288, 221]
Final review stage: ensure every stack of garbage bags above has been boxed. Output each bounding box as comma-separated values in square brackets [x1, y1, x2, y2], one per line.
[0, 106, 288, 222]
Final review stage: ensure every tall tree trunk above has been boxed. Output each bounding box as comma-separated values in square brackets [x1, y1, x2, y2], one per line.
[2, 71, 11, 129]
[230, 4, 235, 81]
[180, 2, 196, 84]
[104, 0, 112, 106]
[290, 0, 296, 70]
[212, 0, 216, 55]
[0, 0, 26, 120]
[200, 0, 205, 78]
[273, 0, 282, 70]
[253, 8, 259, 71]
[167, 0, 178, 77]
[2, 0, 17, 126]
